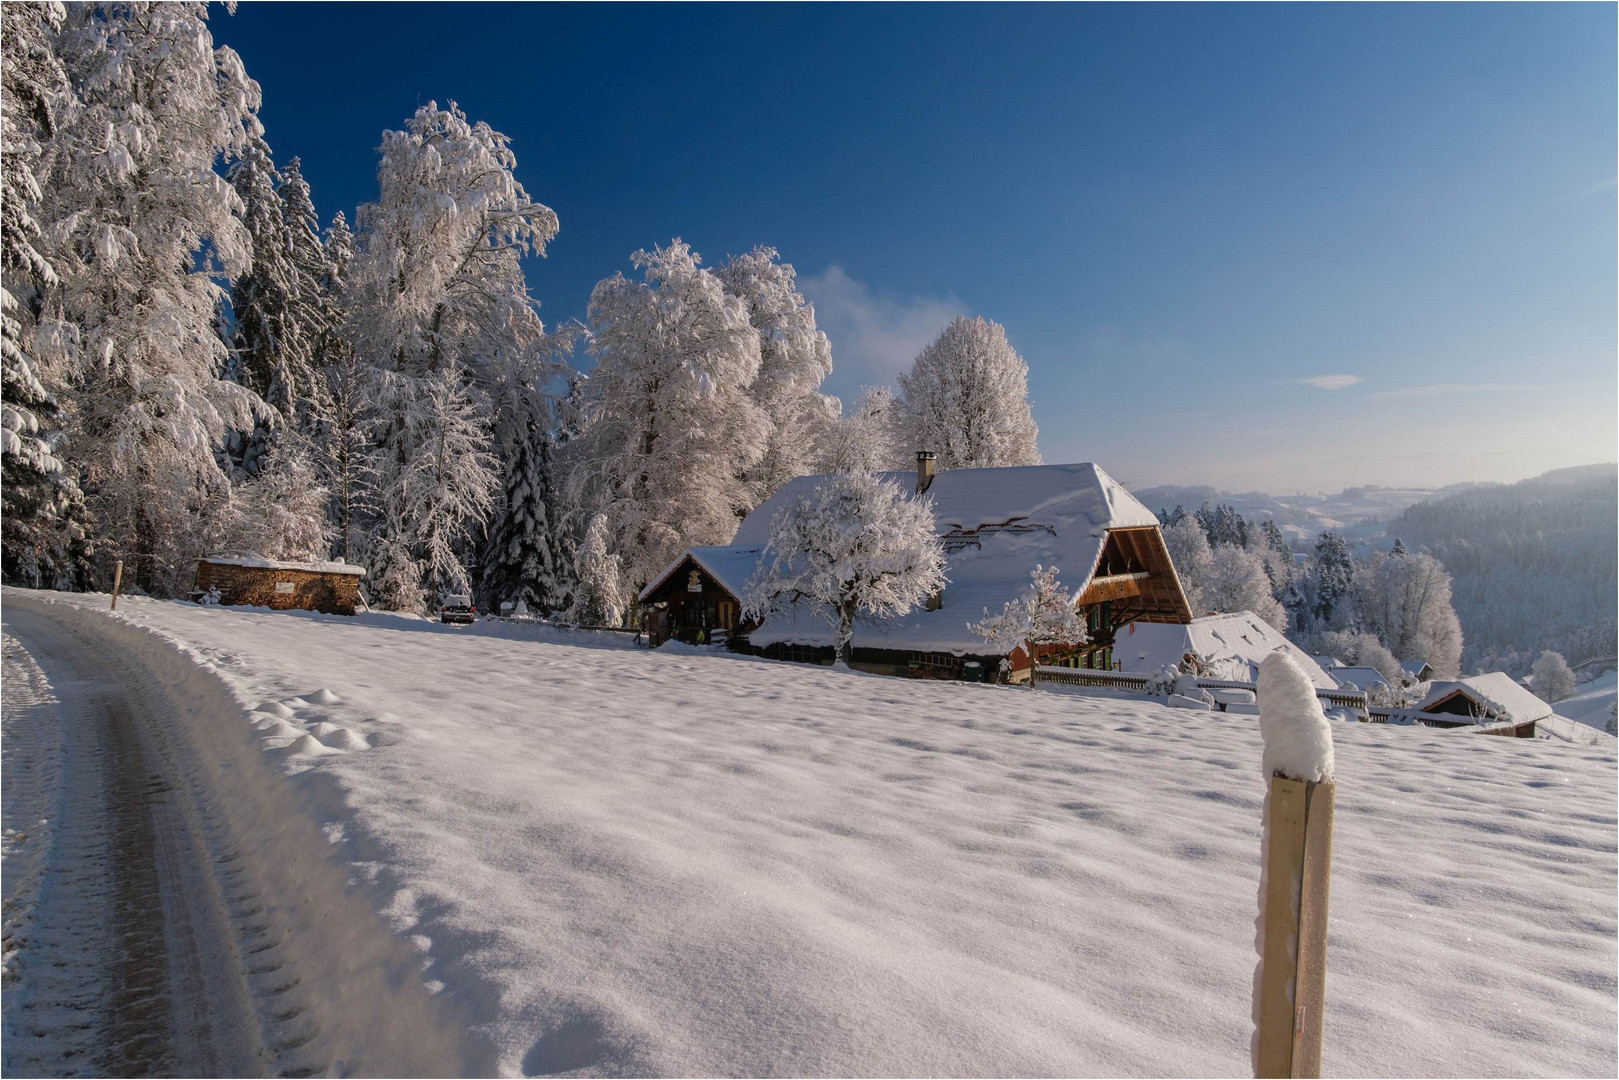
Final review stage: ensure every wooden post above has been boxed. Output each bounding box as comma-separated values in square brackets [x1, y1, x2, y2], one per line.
[1255, 774, 1335, 1079]
[109, 559, 124, 611]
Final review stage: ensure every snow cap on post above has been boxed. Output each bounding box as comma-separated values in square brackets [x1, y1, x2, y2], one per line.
[1256, 653, 1335, 784]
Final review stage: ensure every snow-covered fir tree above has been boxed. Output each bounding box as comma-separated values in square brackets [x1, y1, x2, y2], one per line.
[895, 315, 1040, 468]
[228, 139, 307, 423]
[744, 470, 946, 667]
[1307, 531, 1356, 631]
[313, 211, 371, 561]
[1529, 650, 1575, 704]
[346, 101, 560, 609]
[969, 564, 1087, 687]
[29, 1, 264, 593]
[479, 334, 579, 616]
[568, 240, 768, 593]
[715, 246, 837, 504]
[1, 0, 90, 587]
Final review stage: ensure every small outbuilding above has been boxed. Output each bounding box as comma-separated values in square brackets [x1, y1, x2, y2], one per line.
[194, 552, 366, 616]
[1400, 658, 1435, 683]
[1406, 672, 1552, 737]
[1333, 666, 1392, 694]
[1121, 611, 1338, 689]
[638, 546, 762, 647]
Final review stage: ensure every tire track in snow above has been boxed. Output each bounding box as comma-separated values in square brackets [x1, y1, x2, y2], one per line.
[2, 597, 467, 1077]
[2, 606, 265, 1076]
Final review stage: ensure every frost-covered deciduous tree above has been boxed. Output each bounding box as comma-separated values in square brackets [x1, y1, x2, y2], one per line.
[569, 240, 768, 591]
[347, 101, 559, 609]
[970, 564, 1087, 687]
[895, 315, 1040, 468]
[821, 385, 907, 474]
[744, 470, 946, 668]
[1530, 650, 1575, 704]
[716, 246, 837, 504]
[1163, 515, 1213, 615]
[1305, 629, 1401, 684]
[1203, 544, 1288, 631]
[365, 366, 497, 610]
[228, 435, 329, 561]
[569, 512, 624, 627]
[1354, 548, 1463, 678]
[31, 0, 264, 592]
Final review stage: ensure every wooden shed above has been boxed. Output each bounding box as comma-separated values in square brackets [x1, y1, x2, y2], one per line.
[194, 553, 366, 616]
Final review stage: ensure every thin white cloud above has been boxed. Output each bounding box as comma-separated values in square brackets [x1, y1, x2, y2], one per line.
[1369, 382, 1536, 401]
[1289, 374, 1362, 391]
[798, 265, 961, 402]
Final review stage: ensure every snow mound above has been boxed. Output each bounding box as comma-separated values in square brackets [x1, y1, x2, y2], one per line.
[1168, 693, 1213, 711]
[305, 688, 342, 705]
[254, 700, 296, 718]
[252, 716, 305, 741]
[308, 721, 344, 738]
[1256, 653, 1334, 783]
[317, 728, 370, 752]
[273, 733, 341, 758]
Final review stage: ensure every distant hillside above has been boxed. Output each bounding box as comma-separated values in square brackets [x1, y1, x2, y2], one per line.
[1129, 483, 1459, 547]
[1388, 464, 1617, 673]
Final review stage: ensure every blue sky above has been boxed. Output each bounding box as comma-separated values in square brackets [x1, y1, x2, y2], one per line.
[216, 3, 1616, 493]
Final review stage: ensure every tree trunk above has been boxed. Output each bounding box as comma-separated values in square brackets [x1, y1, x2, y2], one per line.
[835, 600, 856, 667]
[1027, 637, 1037, 689]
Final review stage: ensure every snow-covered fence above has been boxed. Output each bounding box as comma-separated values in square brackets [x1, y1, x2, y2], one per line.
[1253, 655, 1336, 1079]
[1033, 667, 1150, 691]
[1036, 666, 1370, 719]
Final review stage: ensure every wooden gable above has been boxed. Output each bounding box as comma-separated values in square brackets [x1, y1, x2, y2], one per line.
[1076, 526, 1194, 625]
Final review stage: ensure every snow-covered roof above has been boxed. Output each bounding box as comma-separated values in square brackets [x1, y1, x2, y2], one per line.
[638, 546, 764, 604]
[201, 552, 366, 577]
[1333, 666, 1391, 692]
[741, 463, 1167, 655]
[1117, 612, 1338, 689]
[1311, 654, 1344, 670]
[1415, 673, 1554, 725]
[1400, 659, 1433, 678]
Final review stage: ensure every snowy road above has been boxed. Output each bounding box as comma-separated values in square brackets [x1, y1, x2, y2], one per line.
[1, 595, 464, 1078]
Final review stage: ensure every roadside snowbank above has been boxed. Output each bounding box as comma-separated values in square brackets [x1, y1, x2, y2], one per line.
[6, 589, 1615, 1077]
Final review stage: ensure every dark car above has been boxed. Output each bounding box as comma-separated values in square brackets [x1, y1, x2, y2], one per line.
[440, 595, 476, 625]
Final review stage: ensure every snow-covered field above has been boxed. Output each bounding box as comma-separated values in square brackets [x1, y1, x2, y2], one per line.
[3, 588, 1615, 1077]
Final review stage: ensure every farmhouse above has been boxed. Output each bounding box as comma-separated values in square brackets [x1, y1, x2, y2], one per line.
[194, 552, 366, 616]
[639, 455, 1193, 678]
[1402, 672, 1553, 737]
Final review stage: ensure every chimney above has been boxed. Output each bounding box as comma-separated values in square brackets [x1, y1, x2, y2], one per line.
[915, 450, 937, 495]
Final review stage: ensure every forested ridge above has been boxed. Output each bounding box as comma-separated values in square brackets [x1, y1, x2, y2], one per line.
[1389, 464, 1617, 672]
